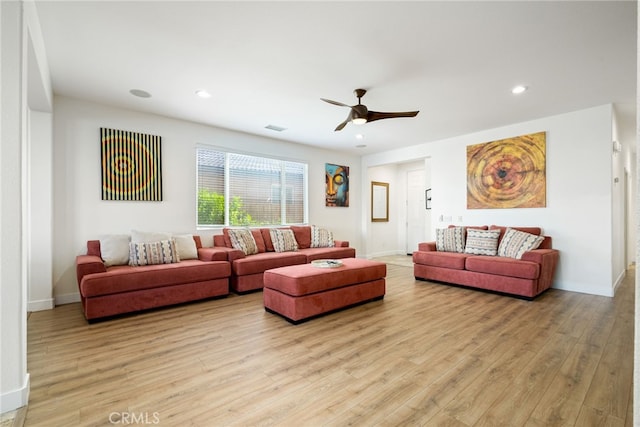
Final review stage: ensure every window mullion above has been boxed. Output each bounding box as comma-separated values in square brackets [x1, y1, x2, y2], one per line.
[224, 153, 230, 226]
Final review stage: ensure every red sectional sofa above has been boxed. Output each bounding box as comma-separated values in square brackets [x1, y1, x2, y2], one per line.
[212, 225, 356, 293]
[76, 236, 231, 321]
[413, 225, 559, 299]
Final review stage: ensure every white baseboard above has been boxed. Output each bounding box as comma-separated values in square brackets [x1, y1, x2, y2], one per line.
[0, 373, 29, 414]
[552, 282, 614, 297]
[27, 298, 54, 312]
[366, 250, 407, 259]
[613, 269, 626, 294]
[54, 292, 81, 306]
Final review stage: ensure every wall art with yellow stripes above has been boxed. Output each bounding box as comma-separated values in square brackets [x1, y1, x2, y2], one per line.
[101, 128, 162, 201]
[467, 131, 546, 209]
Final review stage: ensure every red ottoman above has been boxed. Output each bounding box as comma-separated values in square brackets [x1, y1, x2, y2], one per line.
[263, 258, 386, 323]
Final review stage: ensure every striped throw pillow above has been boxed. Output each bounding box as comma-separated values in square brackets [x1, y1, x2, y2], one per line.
[464, 229, 500, 256]
[435, 227, 465, 253]
[129, 239, 180, 266]
[310, 225, 335, 248]
[227, 228, 259, 255]
[498, 228, 545, 259]
[269, 229, 298, 253]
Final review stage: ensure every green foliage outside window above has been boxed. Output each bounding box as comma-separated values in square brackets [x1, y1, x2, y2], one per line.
[197, 189, 254, 226]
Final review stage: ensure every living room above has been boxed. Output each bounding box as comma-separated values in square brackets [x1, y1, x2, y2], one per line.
[2, 0, 638, 424]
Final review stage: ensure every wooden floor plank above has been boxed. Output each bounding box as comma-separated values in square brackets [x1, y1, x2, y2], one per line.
[24, 262, 634, 426]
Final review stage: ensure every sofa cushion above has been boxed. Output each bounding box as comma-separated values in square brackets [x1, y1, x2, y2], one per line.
[412, 251, 468, 270]
[81, 260, 230, 297]
[291, 225, 312, 249]
[231, 251, 307, 276]
[302, 246, 356, 262]
[173, 234, 198, 260]
[270, 229, 299, 252]
[227, 228, 259, 255]
[497, 228, 545, 259]
[129, 239, 180, 266]
[99, 234, 130, 266]
[464, 229, 500, 256]
[465, 256, 540, 279]
[436, 226, 465, 253]
[311, 225, 335, 248]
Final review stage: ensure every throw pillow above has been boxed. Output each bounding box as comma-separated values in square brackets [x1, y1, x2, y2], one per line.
[435, 227, 465, 253]
[290, 225, 312, 249]
[310, 225, 335, 248]
[498, 228, 545, 259]
[464, 229, 500, 256]
[269, 228, 299, 253]
[131, 230, 172, 243]
[172, 234, 198, 260]
[227, 228, 259, 255]
[99, 234, 131, 266]
[129, 239, 180, 266]
[251, 229, 267, 253]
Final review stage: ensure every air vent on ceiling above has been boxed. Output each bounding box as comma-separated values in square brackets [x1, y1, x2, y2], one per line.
[265, 124, 287, 132]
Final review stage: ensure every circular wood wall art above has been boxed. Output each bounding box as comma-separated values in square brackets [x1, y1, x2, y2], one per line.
[466, 132, 546, 209]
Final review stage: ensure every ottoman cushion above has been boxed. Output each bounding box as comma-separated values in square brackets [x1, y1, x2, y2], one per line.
[264, 258, 386, 296]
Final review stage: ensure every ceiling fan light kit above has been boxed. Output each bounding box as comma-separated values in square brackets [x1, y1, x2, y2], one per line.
[321, 88, 419, 131]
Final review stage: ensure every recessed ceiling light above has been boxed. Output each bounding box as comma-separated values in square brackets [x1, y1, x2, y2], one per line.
[511, 85, 528, 95]
[195, 89, 212, 99]
[356, 144, 367, 148]
[130, 89, 151, 98]
[355, 134, 364, 140]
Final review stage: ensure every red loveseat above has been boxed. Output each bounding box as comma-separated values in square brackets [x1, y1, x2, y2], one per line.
[212, 225, 356, 293]
[413, 225, 559, 299]
[76, 236, 231, 321]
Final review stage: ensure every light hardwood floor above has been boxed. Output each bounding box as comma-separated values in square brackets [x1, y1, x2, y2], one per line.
[25, 263, 633, 426]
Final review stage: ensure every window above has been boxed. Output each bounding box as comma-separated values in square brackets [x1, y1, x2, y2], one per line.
[197, 148, 307, 227]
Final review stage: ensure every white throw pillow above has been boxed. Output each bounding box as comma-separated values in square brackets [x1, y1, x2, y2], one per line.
[99, 234, 131, 266]
[131, 230, 172, 243]
[173, 234, 198, 260]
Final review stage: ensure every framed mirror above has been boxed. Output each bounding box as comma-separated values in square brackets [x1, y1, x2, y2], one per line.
[371, 181, 389, 222]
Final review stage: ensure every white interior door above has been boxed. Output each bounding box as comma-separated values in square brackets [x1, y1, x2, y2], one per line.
[406, 169, 426, 254]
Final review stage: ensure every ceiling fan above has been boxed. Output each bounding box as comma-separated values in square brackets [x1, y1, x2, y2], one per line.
[321, 89, 419, 131]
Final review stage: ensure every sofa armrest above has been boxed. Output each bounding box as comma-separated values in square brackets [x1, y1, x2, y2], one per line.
[417, 242, 437, 252]
[521, 248, 559, 293]
[334, 240, 349, 248]
[197, 247, 229, 262]
[76, 255, 107, 285]
[206, 246, 245, 262]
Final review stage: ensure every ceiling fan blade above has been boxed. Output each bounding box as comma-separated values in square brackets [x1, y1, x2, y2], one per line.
[321, 98, 352, 108]
[334, 117, 350, 131]
[367, 110, 419, 123]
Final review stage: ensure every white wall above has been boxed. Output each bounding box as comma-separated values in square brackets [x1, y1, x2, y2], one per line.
[27, 109, 53, 311]
[51, 96, 363, 302]
[363, 104, 622, 297]
[365, 164, 399, 258]
[0, 0, 53, 413]
[363, 160, 430, 258]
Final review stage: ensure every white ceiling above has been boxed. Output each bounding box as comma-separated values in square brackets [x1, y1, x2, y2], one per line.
[34, 1, 637, 155]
